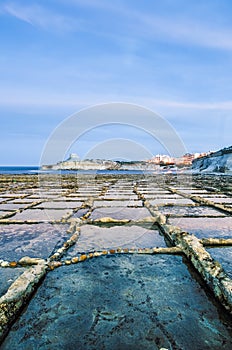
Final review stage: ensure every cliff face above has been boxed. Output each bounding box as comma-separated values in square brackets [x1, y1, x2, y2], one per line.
[192, 146, 232, 173]
[42, 159, 160, 171]
[42, 159, 120, 170]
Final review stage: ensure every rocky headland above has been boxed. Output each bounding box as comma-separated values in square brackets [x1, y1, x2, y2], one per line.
[41, 153, 159, 171]
[192, 146, 232, 173]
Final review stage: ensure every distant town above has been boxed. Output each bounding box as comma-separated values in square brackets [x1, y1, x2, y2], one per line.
[147, 152, 212, 166]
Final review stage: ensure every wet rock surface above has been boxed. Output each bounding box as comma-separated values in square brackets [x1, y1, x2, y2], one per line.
[11, 209, 72, 221]
[169, 217, 232, 239]
[0, 173, 231, 348]
[0, 268, 25, 297]
[159, 205, 226, 217]
[207, 247, 232, 278]
[0, 224, 69, 260]
[66, 224, 166, 254]
[90, 207, 151, 220]
[2, 255, 232, 350]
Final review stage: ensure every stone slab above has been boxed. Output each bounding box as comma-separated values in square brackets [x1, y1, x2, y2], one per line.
[169, 217, 232, 239]
[158, 206, 225, 217]
[2, 255, 232, 350]
[207, 247, 232, 278]
[68, 193, 102, 197]
[0, 203, 29, 210]
[11, 209, 72, 221]
[0, 223, 69, 260]
[72, 209, 90, 218]
[53, 197, 85, 202]
[11, 199, 35, 204]
[141, 194, 175, 199]
[149, 198, 194, 205]
[103, 195, 138, 200]
[94, 200, 143, 207]
[28, 194, 60, 199]
[0, 268, 25, 297]
[67, 225, 166, 253]
[35, 201, 82, 209]
[200, 197, 232, 204]
[138, 190, 172, 194]
[90, 207, 151, 221]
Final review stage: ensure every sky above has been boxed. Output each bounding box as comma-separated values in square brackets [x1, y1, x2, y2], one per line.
[0, 0, 232, 165]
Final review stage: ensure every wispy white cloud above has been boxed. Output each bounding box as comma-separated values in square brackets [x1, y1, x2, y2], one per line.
[61, 0, 232, 50]
[1, 84, 232, 112]
[148, 99, 232, 110]
[137, 13, 232, 51]
[3, 1, 232, 50]
[2, 2, 82, 33]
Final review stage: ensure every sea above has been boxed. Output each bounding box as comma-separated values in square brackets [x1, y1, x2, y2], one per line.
[0, 166, 40, 174]
[0, 166, 149, 175]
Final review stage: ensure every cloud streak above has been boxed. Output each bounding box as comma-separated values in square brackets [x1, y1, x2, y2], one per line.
[2, 1, 82, 33]
[3, 1, 232, 50]
[62, 0, 232, 51]
[137, 13, 232, 51]
[149, 99, 232, 111]
[1, 84, 232, 112]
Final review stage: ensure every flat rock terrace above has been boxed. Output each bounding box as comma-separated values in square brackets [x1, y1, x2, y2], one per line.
[0, 173, 232, 349]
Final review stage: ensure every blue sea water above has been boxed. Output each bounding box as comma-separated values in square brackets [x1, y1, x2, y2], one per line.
[0, 166, 40, 174]
[0, 166, 148, 175]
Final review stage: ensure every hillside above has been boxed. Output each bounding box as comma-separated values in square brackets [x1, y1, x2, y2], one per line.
[192, 146, 232, 173]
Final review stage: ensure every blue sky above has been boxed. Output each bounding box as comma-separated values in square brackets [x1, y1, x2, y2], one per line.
[0, 0, 232, 164]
